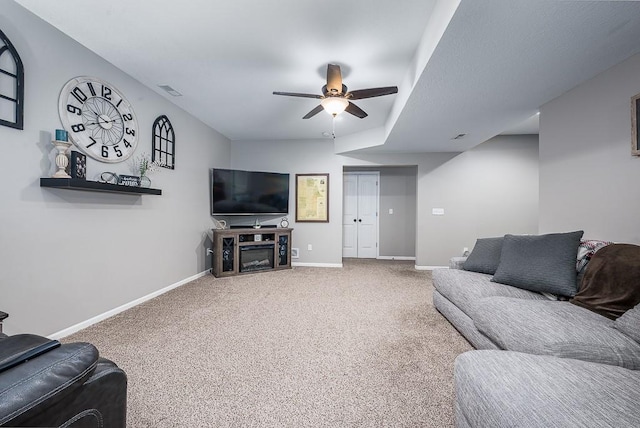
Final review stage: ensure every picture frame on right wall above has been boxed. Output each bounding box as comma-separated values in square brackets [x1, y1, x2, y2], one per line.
[632, 93, 640, 156]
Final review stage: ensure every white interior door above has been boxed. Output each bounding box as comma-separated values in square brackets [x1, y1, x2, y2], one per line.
[342, 175, 358, 258]
[356, 174, 378, 258]
[342, 173, 379, 258]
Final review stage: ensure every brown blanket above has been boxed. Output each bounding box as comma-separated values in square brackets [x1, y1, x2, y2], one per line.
[570, 243, 640, 319]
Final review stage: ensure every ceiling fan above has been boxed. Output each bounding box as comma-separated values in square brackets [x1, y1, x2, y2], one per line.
[273, 64, 398, 119]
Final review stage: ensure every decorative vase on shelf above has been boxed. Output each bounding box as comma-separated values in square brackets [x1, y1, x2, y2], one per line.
[130, 153, 161, 188]
[51, 140, 72, 178]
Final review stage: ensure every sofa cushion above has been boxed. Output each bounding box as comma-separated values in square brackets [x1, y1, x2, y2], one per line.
[432, 269, 547, 320]
[463, 237, 503, 274]
[433, 290, 500, 350]
[570, 243, 640, 319]
[455, 350, 640, 428]
[615, 303, 640, 344]
[491, 231, 583, 297]
[473, 297, 640, 369]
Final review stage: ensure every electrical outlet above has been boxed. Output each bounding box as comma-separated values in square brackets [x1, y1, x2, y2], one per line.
[307, 244, 312, 251]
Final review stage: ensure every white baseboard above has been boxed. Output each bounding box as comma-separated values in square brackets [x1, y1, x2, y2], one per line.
[292, 262, 343, 268]
[377, 256, 416, 261]
[49, 270, 210, 340]
[415, 265, 448, 271]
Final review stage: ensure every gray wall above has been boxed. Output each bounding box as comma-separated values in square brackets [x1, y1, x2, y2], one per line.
[539, 52, 640, 243]
[0, 3, 231, 336]
[416, 135, 539, 265]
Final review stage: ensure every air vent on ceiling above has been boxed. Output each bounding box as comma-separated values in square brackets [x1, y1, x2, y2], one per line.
[158, 85, 182, 97]
[452, 133, 466, 140]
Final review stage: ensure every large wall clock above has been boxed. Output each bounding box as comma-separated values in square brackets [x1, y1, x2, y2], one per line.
[58, 76, 139, 163]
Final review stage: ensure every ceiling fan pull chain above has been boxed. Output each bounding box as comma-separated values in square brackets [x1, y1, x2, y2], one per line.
[332, 116, 336, 139]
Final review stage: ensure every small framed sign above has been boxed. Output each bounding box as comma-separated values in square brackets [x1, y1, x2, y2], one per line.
[632, 93, 640, 156]
[69, 151, 86, 179]
[118, 175, 141, 187]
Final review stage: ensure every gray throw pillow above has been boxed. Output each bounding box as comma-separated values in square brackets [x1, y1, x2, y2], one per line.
[463, 237, 504, 275]
[491, 231, 584, 297]
[614, 304, 640, 344]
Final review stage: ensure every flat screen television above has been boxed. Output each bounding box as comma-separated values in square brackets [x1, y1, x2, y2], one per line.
[211, 168, 290, 216]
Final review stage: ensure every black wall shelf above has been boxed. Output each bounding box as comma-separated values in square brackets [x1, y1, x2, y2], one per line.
[40, 178, 162, 195]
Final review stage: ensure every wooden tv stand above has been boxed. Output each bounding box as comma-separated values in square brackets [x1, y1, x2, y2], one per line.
[211, 227, 292, 277]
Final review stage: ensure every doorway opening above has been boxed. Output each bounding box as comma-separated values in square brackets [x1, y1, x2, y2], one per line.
[342, 166, 417, 261]
[343, 172, 379, 258]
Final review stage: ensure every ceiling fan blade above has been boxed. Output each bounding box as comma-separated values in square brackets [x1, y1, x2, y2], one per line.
[347, 86, 398, 100]
[273, 91, 323, 99]
[345, 102, 368, 119]
[326, 64, 343, 94]
[303, 104, 324, 119]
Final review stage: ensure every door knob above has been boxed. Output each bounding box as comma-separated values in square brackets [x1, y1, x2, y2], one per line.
[353, 219, 357, 222]
[358, 219, 362, 222]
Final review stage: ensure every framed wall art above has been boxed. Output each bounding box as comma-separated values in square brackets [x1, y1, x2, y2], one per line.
[69, 151, 86, 179]
[632, 93, 640, 156]
[152, 115, 175, 169]
[295, 173, 329, 222]
[0, 28, 24, 130]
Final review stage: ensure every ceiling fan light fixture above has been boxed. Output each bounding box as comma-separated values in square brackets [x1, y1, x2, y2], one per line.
[321, 97, 349, 116]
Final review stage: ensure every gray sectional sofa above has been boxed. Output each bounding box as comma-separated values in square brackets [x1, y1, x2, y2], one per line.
[433, 232, 640, 427]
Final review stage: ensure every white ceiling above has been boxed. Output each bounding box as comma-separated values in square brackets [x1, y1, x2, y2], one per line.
[14, 0, 640, 153]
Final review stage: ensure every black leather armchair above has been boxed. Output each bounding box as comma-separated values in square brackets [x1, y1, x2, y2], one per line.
[0, 333, 127, 427]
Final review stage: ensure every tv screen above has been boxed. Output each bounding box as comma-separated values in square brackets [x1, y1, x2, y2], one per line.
[211, 168, 290, 216]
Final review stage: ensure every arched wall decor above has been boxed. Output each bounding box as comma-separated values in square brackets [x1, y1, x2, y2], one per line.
[0, 28, 24, 130]
[152, 115, 175, 169]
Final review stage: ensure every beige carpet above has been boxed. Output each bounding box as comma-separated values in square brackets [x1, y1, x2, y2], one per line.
[65, 259, 472, 427]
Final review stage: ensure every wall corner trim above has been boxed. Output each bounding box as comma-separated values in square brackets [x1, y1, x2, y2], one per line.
[48, 270, 210, 339]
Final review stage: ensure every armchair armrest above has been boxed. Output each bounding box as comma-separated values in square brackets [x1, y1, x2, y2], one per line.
[0, 311, 8, 334]
[449, 256, 467, 270]
[0, 334, 127, 427]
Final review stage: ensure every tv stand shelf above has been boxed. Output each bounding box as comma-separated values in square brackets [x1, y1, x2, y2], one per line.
[211, 227, 292, 277]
